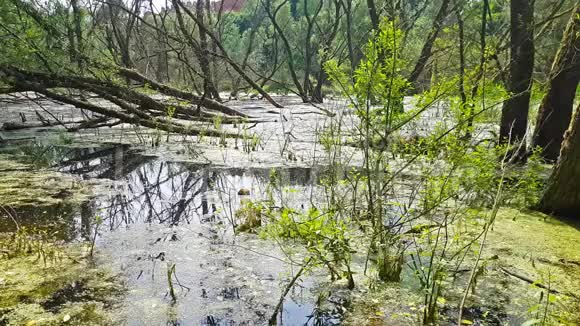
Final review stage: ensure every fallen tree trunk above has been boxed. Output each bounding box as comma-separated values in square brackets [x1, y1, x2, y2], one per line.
[0, 65, 271, 134]
[2, 119, 85, 131]
[116, 67, 249, 117]
[2, 65, 249, 120]
[68, 117, 121, 131]
[1, 116, 120, 131]
[5, 78, 242, 138]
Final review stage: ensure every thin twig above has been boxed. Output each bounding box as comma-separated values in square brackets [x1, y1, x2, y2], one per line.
[499, 267, 577, 299]
[268, 257, 312, 325]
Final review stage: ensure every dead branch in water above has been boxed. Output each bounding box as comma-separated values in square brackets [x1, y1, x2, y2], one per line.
[499, 266, 578, 299]
[1, 118, 103, 131]
[269, 257, 312, 325]
[116, 67, 250, 118]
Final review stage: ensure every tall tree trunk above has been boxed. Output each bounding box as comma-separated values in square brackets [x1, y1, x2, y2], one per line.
[342, 0, 356, 75]
[231, 2, 261, 97]
[366, 0, 379, 31]
[538, 103, 580, 217]
[155, 31, 169, 83]
[464, 0, 490, 139]
[264, 0, 307, 101]
[531, 5, 580, 162]
[231, 28, 257, 96]
[172, 0, 219, 100]
[302, 0, 324, 99]
[66, 17, 77, 68]
[196, 0, 221, 100]
[312, 0, 341, 103]
[455, 1, 467, 122]
[205, 0, 220, 93]
[70, 0, 84, 72]
[408, 0, 451, 88]
[106, 2, 134, 70]
[499, 0, 535, 150]
[174, 0, 282, 107]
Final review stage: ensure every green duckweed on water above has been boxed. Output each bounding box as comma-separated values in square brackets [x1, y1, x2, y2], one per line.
[0, 235, 124, 326]
[0, 154, 123, 325]
[0, 155, 91, 207]
[342, 208, 580, 325]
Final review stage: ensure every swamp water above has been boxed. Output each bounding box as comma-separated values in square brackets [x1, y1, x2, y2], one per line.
[0, 142, 343, 325]
[1, 97, 579, 325]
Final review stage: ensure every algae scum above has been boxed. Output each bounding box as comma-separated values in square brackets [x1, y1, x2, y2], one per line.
[0, 140, 579, 325]
[0, 142, 339, 325]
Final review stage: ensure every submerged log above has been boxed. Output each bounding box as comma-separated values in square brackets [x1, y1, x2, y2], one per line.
[1, 120, 76, 131]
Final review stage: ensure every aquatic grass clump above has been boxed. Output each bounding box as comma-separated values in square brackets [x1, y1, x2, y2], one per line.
[0, 227, 62, 266]
[235, 199, 266, 233]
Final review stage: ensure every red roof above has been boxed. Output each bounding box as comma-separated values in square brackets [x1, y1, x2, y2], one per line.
[211, 0, 245, 12]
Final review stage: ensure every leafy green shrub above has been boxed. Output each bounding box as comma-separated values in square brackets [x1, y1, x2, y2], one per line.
[261, 207, 355, 287]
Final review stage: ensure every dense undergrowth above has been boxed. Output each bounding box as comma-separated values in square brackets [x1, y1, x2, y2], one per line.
[235, 21, 580, 325]
[0, 16, 578, 326]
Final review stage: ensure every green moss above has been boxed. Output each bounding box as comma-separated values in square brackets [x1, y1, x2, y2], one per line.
[343, 208, 580, 325]
[0, 156, 90, 207]
[0, 155, 33, 172]
[343, 284, 422, 325]
[485, 208, 580, 323]
[0, 242, 123, 325]
[0, 153, 123, 324]
[2, 302, 111, 326]
[445, 208, 580, 324]
[491, 208, 580, 266]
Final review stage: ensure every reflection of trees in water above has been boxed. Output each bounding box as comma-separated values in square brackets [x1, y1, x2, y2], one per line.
[57, 145, 150, 180]
[80, 201, 93, 240]
[65, 145, 322, 234]
[221, 166, 318, 186]
[2, 143, 321, 241]
[82, 162, 302, 231]
[61, 145, 213, 232]
[85, 161, 222, 231]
